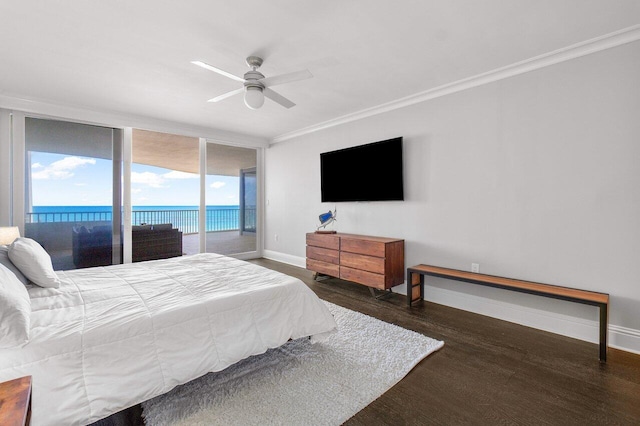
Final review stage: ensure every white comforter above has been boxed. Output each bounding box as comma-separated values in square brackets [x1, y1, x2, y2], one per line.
[0, 253, 336, 425]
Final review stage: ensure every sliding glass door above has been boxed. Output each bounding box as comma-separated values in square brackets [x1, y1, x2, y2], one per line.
[21, 121, 261, 266]
[24, 118, 123, 270]
[131, 129, 199, 259]
[240, 167, 257, 234]
[205, 143, 257, 255]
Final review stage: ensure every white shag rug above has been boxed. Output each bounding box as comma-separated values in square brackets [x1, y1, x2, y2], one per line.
[142, 301, 444, 426]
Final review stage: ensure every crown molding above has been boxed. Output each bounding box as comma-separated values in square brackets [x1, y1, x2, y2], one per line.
[271, 24, 640, 145]
[0, 94, 269, 148]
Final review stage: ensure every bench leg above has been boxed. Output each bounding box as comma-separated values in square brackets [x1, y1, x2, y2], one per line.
[599, 303, 608, 363]
[407, 272, 424, 306]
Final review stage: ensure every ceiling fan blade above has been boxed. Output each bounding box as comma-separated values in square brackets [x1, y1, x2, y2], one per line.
[263, 88, 296, 108]
[191, 60, 245, 83]
[260, 69, 313, 87]
[207, 87, 244, 103]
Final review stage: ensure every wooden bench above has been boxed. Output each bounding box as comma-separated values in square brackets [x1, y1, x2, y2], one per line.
[407, 264, 610, 362]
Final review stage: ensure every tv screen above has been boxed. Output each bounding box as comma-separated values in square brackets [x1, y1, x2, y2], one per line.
[320, 137, 404, 202]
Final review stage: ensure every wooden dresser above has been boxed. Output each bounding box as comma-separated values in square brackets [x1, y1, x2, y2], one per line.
[306, 232, 404, 290]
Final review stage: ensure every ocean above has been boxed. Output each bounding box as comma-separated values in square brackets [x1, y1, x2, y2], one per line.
[29, 205, 254, 233]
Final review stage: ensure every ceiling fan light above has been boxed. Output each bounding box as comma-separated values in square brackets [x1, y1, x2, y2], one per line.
[244, 86, 264, 109]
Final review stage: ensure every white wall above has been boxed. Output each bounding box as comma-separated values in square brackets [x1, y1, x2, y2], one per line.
[265, 41, 640, 353]
[0, 109, 11, 225]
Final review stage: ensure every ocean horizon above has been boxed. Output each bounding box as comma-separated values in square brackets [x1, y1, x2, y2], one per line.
[32, 205, 240, 211]
[30, 205, 254, 233]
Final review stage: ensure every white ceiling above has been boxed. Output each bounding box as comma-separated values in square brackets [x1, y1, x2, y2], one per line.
[1, 1, 638, 143]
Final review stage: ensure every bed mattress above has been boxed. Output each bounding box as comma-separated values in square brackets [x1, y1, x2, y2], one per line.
[0, 253, 336, 425]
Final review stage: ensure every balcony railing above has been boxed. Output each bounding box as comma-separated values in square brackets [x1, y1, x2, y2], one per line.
[27, 211, 113, 223]
[26, 207, 256, 234]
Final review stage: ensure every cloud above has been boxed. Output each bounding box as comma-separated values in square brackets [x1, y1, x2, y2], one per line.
[131, 171, 166, 188]
[130, 170, 198, 189]
[32, 156, 96, 180]
[131, 188, 143, 194]
[210, 181, 226, 189]
[163, 170, 198, 180]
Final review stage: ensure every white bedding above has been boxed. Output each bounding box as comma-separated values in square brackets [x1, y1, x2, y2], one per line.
[0, 253, 337, 425]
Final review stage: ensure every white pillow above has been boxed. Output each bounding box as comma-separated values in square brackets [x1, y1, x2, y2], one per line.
[8, 237, 61, 288]
[0, 245, 29, 285]
[0, 263, 31, 348]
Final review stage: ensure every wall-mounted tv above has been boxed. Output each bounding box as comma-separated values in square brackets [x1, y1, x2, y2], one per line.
[320, 137, 404, 202]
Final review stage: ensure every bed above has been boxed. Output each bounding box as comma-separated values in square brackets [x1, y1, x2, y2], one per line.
[0, 252, 337, 425]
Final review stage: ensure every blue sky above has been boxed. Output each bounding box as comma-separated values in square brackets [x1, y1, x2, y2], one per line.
[30, 152, 240, 206]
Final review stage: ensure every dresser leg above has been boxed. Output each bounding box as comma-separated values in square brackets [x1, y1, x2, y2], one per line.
[313, 272, 331, 282]
[369, 287, 393, 300]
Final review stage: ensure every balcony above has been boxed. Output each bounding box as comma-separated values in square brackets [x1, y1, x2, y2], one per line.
[25, 207, 256, 270]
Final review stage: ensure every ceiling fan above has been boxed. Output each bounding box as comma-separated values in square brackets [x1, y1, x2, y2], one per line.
[192, 56, 313, 110]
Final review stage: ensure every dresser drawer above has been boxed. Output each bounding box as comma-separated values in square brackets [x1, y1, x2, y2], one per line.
[340, 237, 385, 257]
[307, 258, 339, 277]
[340, 266, 385, 289]
[340, 252, 385, 274]
[306, 233, 340, 250]
[307, 246, 339, 265]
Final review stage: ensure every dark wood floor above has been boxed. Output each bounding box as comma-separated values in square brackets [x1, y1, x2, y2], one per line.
[252, 258, 640, 426]
[97, 258, 640, 425]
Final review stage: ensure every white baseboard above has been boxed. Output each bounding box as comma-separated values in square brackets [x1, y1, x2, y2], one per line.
[609, 325, 640, 355]
[262, 250, 640, 355]
[263, 250, 306, 268]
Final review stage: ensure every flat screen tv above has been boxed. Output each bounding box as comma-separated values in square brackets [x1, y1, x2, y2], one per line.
[320, 137, 404, 202]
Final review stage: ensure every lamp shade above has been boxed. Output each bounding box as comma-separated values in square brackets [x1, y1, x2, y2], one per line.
[244, 86, 264, 109]
[0, 226, 20, 245]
